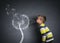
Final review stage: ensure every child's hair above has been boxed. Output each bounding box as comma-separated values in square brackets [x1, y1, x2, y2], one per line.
[37, 15, 46, 23]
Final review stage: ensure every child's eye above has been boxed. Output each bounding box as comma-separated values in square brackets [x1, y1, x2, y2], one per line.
[40, 18, 43, 20]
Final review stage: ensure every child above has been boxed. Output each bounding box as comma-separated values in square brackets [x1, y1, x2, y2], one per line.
[36, 15, 54, 43]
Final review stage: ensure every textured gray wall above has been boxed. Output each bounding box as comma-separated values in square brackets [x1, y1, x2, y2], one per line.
[0, 0, 60, 43]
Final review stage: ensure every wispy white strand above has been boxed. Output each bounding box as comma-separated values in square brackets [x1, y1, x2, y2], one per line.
[19, 24, 24, 43]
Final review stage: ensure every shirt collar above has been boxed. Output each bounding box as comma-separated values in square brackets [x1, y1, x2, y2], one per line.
[40, 23, 45, 27]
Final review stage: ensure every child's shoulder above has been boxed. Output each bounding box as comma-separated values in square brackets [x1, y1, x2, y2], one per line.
[40, 25, 50, 30]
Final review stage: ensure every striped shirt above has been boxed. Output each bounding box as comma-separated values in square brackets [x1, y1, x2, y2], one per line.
[40, 23, 54, 43]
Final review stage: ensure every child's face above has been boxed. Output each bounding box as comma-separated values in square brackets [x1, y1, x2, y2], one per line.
[36, 16, 44, 24]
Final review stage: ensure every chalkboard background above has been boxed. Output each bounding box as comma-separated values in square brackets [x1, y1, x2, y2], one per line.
[0, 0, 60, 43]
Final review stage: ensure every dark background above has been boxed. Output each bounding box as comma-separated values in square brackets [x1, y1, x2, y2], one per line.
[0, 0, 60, 43]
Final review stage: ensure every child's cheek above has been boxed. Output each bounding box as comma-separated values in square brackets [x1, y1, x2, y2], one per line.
[38, 20, 40, 24]
[36, 19, 39, 23]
